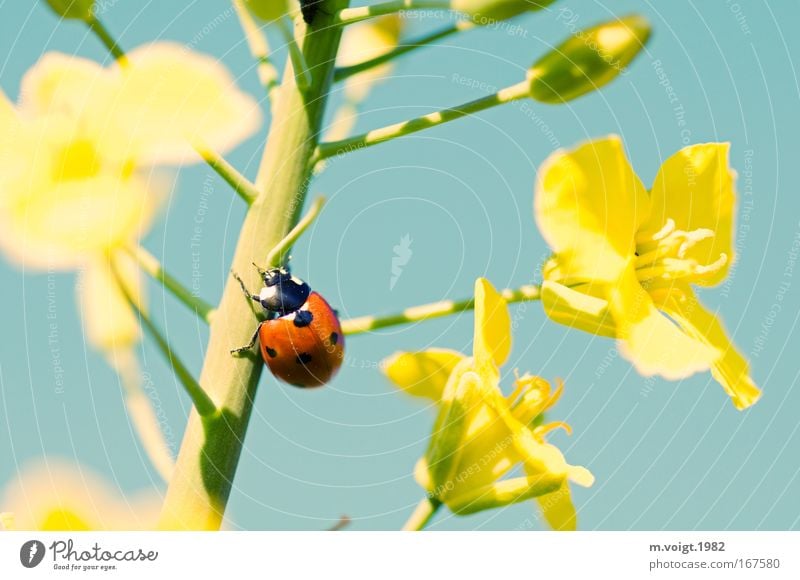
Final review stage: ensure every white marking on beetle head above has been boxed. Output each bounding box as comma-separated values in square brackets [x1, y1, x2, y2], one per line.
[259, 286, 277, 303]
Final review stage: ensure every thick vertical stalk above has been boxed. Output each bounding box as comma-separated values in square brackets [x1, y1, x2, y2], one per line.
[159, 2, 349, 530]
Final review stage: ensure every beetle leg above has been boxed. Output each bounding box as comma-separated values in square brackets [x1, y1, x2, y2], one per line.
[231, 270, 261, 305]
[230, 322, 264, 356]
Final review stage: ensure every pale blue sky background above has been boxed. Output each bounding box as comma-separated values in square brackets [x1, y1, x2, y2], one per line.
[1, 0, 799, 530]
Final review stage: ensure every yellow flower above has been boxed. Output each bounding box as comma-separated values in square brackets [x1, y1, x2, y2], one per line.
[0, 43, 261, 350]
[384, 278, 593, 530]
[337, 15, 402, 102]
[0, 512, 13, 530]
[328, 16, 402, 141]
[0, 458, 161, 530]
[534, 136, 761, 410]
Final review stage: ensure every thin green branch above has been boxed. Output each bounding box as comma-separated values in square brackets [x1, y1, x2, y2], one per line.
[195, 143, 259, 205]
[333, 0, 451, 26]
[334, 22, 472, 82]
[126, 245, 215, 324]
[110, 255, 218, 417]
[86, 16, 126, 62]
[232, 0, 281, 109]
[265, 196, 326, 267]
[315, 79, 531, 160]
[276, 17, 312, 91]
[402, 497, 441, 531]
[341, 284, 541, 335]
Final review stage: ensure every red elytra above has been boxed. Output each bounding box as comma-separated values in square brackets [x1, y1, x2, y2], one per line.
[258, 292, 344, 388]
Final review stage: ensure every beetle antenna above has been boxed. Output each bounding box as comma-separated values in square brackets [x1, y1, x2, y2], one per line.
[252, 262, 268, 278]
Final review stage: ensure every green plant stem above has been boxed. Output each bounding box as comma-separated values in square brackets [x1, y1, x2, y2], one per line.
[232, 0, 281, 109]
[334, 0, 451, 25]
[110, 256, 218, 417]
[341, 284, 541, 335]
[86, 16, 126, 62]
[402, 497, 441, 531]
[315, 79, 530, 160]
[265, 196, 326, 266]
[125, 245, 215, 324]
[195, 143, 259, 205]
[158, 0, 349, 530]
[276, 17, 312, 91]
[333, 22, 471, 82]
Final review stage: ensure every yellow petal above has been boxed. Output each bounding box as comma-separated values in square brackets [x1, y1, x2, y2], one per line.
[41, 509, 93, 531]
[643, 143, 735, 286]
[540, 280, 617, 337]
[0, 458, 161, 530]
[452, 400, 518, 491]
[382, 348, 466, 400]
[473, 278, 512, 369]
[657, 287, 761, 410]
[77, 253, 145, 350]
[446, 474, 563, 516]
[413, 457, 433, 494]
[0, 89, 17, 132]
[609, 264, 715, 380]
[337, 15, 402, 101]
[0, 172, 164, 270]
[534, 136, 649, 282]
[0, 512, 14, 530]
[0, 90, 25, 178]
[18, 52, 112, 118]
[535, 482, 578, 531]
[491, 387, 593, 487]
[104, 42, 262, 165]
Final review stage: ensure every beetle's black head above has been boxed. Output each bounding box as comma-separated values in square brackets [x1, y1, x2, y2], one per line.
[256, 266, 311, 315]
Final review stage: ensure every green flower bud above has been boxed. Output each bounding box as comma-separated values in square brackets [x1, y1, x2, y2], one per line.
[451, 0, 556, 25]
[528, 14, 651, 103]
[44, 0, 95, 21]
[243, 0, 291, 22]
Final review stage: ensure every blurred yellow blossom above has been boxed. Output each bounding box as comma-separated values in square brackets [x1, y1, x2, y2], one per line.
[535, 136, 760, 409]
[328, 16, 402, 140]
[0, 43, 261, 351]
[0, 512, 13, 530]
[383, 278, 593, 530]
[0, 458, 161, 530]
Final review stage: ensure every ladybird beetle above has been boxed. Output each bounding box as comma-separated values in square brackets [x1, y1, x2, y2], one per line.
[230, 265, 344, 388]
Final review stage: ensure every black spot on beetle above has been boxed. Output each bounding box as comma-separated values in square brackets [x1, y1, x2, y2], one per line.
[329, 332, 339, 345]
[293, 310, 314, 328]
[295, 353, 313, 365]
[265, 346, 277, 358]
